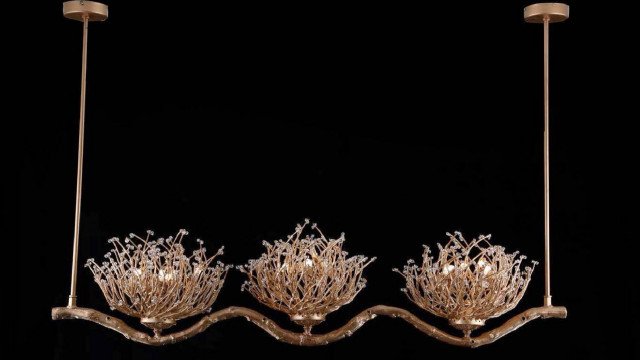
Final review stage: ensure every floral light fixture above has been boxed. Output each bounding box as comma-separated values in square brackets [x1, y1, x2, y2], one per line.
[52, 1, 569, 348]
[239, 219, 375, 334]
[395, 232, 537, 336]
[85, 230, 230, 336]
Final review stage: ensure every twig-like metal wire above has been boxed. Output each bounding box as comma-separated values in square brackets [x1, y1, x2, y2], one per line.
[69, 227, 559, 346]
[85, 230, 230, 335]
[238, 219, 375, 333]
[395, 232, 536, 335]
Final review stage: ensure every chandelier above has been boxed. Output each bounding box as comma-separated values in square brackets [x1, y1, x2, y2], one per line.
[52, 1, 569, 347]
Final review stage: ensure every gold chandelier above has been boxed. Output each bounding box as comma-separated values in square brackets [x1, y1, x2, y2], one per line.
[52, 1, 569, 348]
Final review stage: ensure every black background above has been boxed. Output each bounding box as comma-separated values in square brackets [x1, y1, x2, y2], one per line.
[5, 0, 637, 359]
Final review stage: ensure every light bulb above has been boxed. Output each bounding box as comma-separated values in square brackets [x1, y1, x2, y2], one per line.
[483, 265, 492, 275]
[442, 264, 455, 275]
[304, 258, 313, 267]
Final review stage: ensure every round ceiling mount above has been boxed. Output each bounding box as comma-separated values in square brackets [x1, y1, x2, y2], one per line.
[63, 1, 108, 22]
[524, 3, 569, 23]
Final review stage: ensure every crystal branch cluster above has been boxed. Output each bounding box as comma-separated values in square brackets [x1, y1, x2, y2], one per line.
[394, 232, 536, 335]
[85, 230, 230, 335]
[83, 223, 537, 340]
[238, 219, 375, 333]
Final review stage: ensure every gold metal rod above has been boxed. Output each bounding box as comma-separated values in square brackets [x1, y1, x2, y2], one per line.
[543, 16, 552, 307]
[68, 14, 90, 308]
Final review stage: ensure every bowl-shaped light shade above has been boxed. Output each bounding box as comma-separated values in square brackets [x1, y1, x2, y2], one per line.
[394, 232, 536, 334]
[238, 219, 375, 332]
[85, 230, 230, 335]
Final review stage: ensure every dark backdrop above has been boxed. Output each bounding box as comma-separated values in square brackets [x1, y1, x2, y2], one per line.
[6, 1, 636, 359]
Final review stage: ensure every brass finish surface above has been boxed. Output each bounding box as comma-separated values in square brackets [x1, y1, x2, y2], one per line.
[52, 305, 567, 347]
[67, 12, 90, 309]
[525, 2, 570, 306]
[450, 319, 486, 334]
[63, 1, 108, 22]
[290, 314, 326, 333]
[63, 0, 108, 309]
[543, 17, 552, 306]
[524, 3, 569, 23]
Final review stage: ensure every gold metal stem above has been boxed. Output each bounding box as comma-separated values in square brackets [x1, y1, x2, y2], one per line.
[524, 1, 568, 308]
[543, 16, 552, 307]
[68, 14, 89, 308]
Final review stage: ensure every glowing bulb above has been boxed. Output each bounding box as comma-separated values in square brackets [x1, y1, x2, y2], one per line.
[304, 258, 313, 267]
[442, 264, 455, 275]
[158, 269, 174, 281]
[483, 265, 492, 275]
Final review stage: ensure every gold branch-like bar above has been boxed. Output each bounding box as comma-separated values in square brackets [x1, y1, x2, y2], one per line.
[52, 305, 566, 347]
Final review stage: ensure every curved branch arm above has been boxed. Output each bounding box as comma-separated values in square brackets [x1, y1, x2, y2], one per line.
[52, 305, 566, 347]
